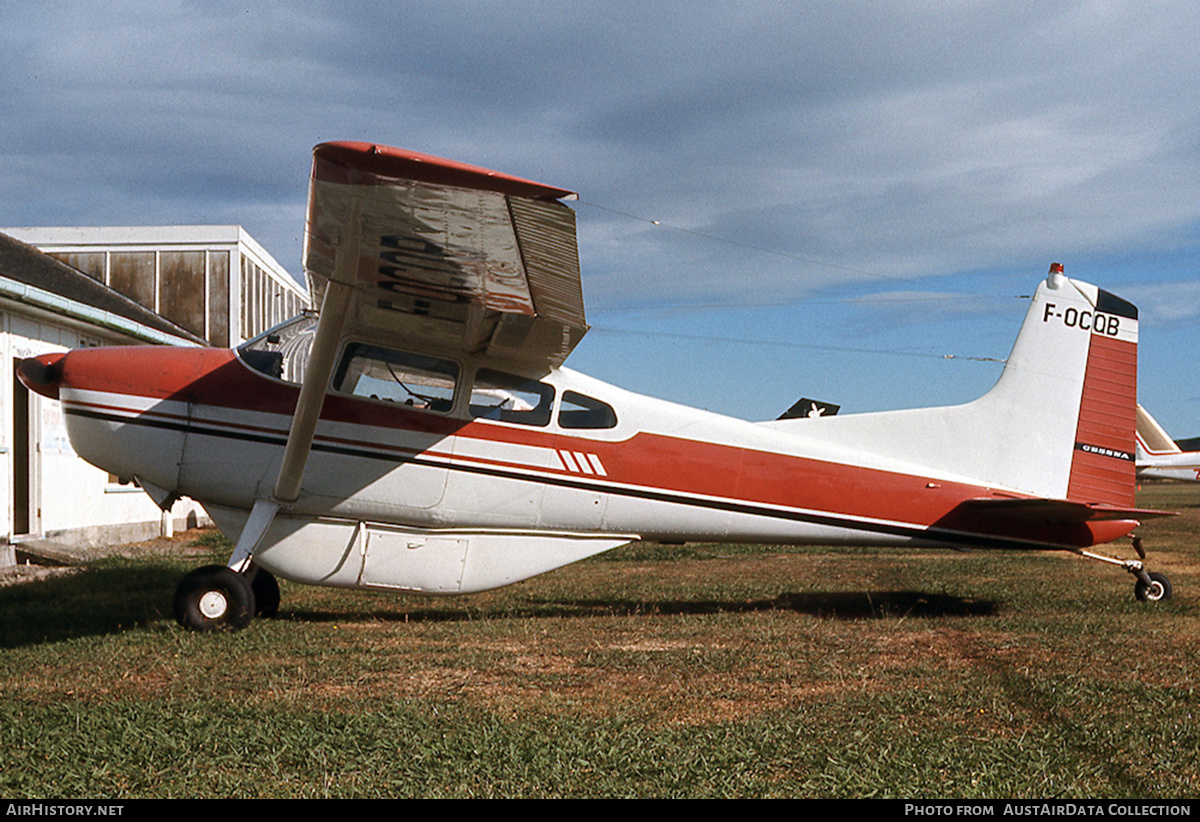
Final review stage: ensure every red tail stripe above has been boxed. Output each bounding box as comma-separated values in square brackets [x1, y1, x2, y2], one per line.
[1067, 334, 1137, 506]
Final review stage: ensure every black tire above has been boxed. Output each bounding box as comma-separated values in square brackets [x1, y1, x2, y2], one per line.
[1134, 572, 1173, 603]
[174, 565, 256, 631]
[250, 568, 281, 618]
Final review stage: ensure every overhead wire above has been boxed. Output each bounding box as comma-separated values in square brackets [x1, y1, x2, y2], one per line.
[573, 199, 1023, 364]
[576, 199, 1032, 299]
[584, 325, 1007, 363]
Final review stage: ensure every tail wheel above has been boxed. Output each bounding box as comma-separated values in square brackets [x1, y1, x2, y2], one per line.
[174, 565, 255, 631]
[1134, 572, 1173, 603]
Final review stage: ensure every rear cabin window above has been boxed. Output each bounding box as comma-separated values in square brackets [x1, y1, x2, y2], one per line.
[333, 343, 458, 413]
[468, 369, 554, 426]
[558, 391, 618, 429]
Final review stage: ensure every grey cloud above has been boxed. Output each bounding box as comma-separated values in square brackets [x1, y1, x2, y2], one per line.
[2, 1, 1197, 301]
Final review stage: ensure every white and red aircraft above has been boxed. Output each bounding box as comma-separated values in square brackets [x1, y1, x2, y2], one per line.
[1137, 405, 1200, 483]
[18, 141, 1176, 630]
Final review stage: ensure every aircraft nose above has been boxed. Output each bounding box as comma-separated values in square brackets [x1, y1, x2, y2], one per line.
[17, 352, 67, 400]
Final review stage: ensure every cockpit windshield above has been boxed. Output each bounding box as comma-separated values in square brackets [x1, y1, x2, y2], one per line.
[237, 312, 317, 384]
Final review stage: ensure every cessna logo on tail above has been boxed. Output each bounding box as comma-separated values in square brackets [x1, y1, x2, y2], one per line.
[1077, 442, 1134, 462]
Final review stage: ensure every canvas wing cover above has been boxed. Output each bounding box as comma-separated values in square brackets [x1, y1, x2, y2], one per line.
[304, 141, 587, 369]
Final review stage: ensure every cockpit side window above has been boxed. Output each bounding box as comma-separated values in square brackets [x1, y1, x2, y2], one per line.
[469, 369, 554, 426]
[237, 313, 317, 384]
[558, 391, 618, 429]
[333, 343, 458, 413]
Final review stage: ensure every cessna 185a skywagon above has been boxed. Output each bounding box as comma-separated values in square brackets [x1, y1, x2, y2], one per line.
[18, 141, 1176, 631]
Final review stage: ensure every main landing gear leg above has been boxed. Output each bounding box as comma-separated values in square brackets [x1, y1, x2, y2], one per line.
[1077, 536, 1173, 603]
[173, 499, 281, 631]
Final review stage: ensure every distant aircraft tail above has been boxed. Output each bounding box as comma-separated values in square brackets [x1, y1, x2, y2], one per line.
[769, 264, 1141, 507]
[1134, 404, 1200, 483]
[1136, 404, 1182, 459]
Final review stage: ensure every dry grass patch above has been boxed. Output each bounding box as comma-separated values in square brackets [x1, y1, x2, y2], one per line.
[1, 482, 1197, 797]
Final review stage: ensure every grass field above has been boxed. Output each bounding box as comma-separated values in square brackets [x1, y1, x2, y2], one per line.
[1, 483, 1197, 798]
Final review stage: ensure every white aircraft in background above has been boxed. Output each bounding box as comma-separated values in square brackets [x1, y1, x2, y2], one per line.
[17, 141, 1176, 631]
[1137, 405, 1200, 482]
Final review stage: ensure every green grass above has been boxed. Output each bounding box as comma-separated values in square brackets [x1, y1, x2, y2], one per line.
[0, 483, 1197, 798]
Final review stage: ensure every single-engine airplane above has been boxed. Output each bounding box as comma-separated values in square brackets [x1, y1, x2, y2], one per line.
[1137, 405, 1200, 482]
[17, 141, 1177, 630]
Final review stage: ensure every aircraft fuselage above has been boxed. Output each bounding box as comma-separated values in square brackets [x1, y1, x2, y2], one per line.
[25, 335, 1135, 596]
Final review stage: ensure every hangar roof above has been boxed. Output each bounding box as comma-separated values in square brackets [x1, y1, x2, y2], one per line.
[0, 231, 206, 345]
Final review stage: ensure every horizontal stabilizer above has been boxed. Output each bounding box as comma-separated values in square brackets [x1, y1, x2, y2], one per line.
[931, 496, 1174, 550]
[953, 497, 1175, 523]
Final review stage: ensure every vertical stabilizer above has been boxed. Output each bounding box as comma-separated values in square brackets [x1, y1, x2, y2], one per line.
[765, 264, 1140, 505]
[982, 264, 1139, 505]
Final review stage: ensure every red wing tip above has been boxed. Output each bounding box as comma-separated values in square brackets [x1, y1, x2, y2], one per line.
[312, 141, 577, 201]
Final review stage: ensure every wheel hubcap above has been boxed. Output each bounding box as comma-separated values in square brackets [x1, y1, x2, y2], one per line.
[199, 590, 229, 619]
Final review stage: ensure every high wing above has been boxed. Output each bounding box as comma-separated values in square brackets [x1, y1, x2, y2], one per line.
[233, 142, 590, 565]
[304, 141, 588, 368]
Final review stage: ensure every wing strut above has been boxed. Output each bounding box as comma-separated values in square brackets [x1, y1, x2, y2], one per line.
[276, 192, 363, 504]
[227, 195, 363, 572]
[273, 280, 354, 503]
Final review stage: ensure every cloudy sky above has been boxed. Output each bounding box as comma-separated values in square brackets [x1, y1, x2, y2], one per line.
[3, 1, 1198, 433]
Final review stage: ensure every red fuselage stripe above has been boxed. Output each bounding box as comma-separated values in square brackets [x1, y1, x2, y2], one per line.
[58, 345, 1128, 549]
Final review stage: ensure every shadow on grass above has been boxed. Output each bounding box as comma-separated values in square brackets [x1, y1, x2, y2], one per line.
[0, 562, 182, 648]
[1, 558, 997, 648]
[287, 589, 997, 625]
[778, 590, 997, 618]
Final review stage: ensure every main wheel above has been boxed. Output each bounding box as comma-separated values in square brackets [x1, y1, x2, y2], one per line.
[174, 565, 256, 631]
[1134, 572, 1173, 603]
[250, 568, 280, 617]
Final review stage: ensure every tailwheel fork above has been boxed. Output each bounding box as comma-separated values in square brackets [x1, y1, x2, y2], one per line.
[1076, 536, 1173, 603]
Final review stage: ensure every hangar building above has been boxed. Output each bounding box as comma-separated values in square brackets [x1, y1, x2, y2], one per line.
[0, 227, 307, 561]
